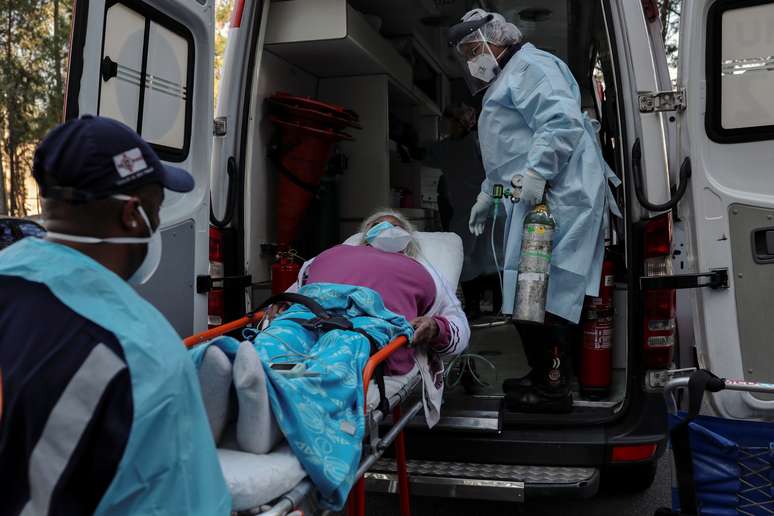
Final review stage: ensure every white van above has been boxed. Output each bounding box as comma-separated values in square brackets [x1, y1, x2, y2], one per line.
[64, 0, 773, 503]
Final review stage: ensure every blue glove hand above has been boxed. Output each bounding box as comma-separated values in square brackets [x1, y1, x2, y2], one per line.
[518, 170, 546, 206]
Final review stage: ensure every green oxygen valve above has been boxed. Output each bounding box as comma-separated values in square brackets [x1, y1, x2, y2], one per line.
[493, 183, 520, 203]
[492, 184, 505, 200]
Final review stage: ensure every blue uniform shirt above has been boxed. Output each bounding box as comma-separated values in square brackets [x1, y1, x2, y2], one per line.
[0, 238, 230, 515]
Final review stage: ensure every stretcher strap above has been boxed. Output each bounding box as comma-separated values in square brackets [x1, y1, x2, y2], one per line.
[256, 293, 391, 414]
[671, 369, 725, 515]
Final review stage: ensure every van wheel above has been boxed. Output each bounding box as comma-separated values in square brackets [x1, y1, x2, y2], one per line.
[602, 461, 657, 493]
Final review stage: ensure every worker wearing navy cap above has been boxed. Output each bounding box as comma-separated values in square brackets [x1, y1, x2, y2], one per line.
[0, 116, 230, 515]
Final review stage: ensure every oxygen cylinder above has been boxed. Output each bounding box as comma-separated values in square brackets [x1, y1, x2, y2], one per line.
[512, 203, 556, 324]
[272, 251, 302, 294]
[579, 254, 616, 398]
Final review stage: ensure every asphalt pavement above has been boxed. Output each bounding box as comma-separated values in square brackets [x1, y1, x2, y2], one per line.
[365, 455, 670, 516]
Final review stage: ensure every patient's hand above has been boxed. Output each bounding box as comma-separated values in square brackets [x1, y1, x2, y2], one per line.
[266, 302, 290, 322]
[410, 316, 439, 347]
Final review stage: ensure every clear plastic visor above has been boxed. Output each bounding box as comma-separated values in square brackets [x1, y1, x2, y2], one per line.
[453, 30, 502, 95]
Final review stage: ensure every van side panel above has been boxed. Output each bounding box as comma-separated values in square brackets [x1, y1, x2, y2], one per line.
[613, 0, 673, 221]
[680, 0, 774, 418]
[66, 0, 214, 335]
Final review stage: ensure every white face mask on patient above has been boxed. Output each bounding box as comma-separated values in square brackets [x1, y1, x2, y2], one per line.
[365, 221, 412, 253]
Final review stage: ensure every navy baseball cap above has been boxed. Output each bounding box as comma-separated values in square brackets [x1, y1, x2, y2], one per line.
[33, 115, 194, 202]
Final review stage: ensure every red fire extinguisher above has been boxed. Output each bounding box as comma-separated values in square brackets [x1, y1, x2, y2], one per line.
[579, 254, 616, 399]
[271, 250, 302, 294]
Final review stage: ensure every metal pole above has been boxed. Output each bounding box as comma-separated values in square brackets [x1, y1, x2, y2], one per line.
[393, 406, 412, 516]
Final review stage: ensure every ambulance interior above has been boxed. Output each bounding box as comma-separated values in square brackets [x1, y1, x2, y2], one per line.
[243, 0, 631, 424]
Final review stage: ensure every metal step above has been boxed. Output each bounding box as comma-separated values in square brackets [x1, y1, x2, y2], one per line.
[364, 459, 599, 502]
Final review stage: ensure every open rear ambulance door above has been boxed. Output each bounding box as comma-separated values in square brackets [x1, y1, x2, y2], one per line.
[65, 0, 214, 336]
[680, 0, 774, 418]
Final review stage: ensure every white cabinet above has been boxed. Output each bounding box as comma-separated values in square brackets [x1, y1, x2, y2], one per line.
[265, 0, 444, 235]
[266, 0, 411, 87]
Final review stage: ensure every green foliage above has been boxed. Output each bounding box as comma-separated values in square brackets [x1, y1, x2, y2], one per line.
[214, 0, 234, 107]
[659, 0, 682, 70]
[0, 0, 71, 216]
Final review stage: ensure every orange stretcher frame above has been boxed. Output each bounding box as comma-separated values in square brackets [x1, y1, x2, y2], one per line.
[183, 314, 413, 516]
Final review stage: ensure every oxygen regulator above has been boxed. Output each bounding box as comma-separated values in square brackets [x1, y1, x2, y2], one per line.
[492, 175, 524, 203]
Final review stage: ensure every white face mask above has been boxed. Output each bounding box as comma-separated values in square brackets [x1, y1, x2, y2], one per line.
[366, 221, 412, 253]
[45, 194, 162, 285]
[467, 52, 499, 83]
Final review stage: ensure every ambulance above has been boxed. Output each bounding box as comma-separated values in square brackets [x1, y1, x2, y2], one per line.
[64, 0, 774, 502]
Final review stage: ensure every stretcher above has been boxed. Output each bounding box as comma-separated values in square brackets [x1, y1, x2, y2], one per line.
[184, 232, 464, 516]
[185, 317, 417, 515]
[659, 370, 774, 516]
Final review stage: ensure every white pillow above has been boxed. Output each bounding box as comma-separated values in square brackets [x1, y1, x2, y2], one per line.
[342, 231, 463, 287]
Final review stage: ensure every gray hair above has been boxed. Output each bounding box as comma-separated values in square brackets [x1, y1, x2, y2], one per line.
[358, 209, 421, 258]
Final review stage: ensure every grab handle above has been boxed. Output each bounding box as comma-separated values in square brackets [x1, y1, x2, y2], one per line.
[631, 139, 691, 213]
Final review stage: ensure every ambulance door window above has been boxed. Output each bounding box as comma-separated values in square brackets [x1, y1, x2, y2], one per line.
[98, 1, 193, 161]
[707, 0, 774, 142]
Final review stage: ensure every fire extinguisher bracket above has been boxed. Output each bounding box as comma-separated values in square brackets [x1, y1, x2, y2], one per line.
[196, 274, 253, 294]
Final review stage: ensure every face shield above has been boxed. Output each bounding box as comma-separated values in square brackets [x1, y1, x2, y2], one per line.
[448, 17, 504, 95]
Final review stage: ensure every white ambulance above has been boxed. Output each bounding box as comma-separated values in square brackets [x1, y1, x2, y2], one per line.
[64, 0, 774, 503]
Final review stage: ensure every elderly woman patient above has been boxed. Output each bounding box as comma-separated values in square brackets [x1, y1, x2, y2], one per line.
[192, 209, 469, 509]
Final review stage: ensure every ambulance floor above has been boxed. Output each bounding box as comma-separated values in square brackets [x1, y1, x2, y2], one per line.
[445, 317, 627, 409]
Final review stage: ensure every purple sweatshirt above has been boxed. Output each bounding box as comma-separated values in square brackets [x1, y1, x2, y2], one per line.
[304, 245, 451, 375]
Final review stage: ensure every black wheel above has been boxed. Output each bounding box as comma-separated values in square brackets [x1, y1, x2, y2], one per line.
[602, 461, 658, 493]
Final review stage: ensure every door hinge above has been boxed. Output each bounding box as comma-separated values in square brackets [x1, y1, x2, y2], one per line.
[638, 89, 687, 113]
[213, 117, 227, 136]
[640, 268, 728, 291]
[196, 274, 252, 294]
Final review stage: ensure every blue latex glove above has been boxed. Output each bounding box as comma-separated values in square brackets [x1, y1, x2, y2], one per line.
[468, 191, 493, 236]
[517, 170, 546, 206]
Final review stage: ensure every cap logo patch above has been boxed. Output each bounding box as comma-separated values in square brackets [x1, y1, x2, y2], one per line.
[113, 147, 148, 178]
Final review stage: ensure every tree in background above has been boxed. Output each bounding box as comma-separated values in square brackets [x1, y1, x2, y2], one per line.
[659, 0, 682, 70]
[214, 0, 234, 107]
[0, 0, 71, 216]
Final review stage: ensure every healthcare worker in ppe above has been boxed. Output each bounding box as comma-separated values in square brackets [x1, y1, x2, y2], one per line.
[423, 103, 503, 318]
[0, 115, 230, 514]
[448, 10, 621, 413]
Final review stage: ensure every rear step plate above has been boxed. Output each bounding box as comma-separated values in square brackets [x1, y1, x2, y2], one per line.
[364, 459, 599, 502]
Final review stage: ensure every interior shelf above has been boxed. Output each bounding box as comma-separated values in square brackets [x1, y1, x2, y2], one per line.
[265, 0, 440, 116]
